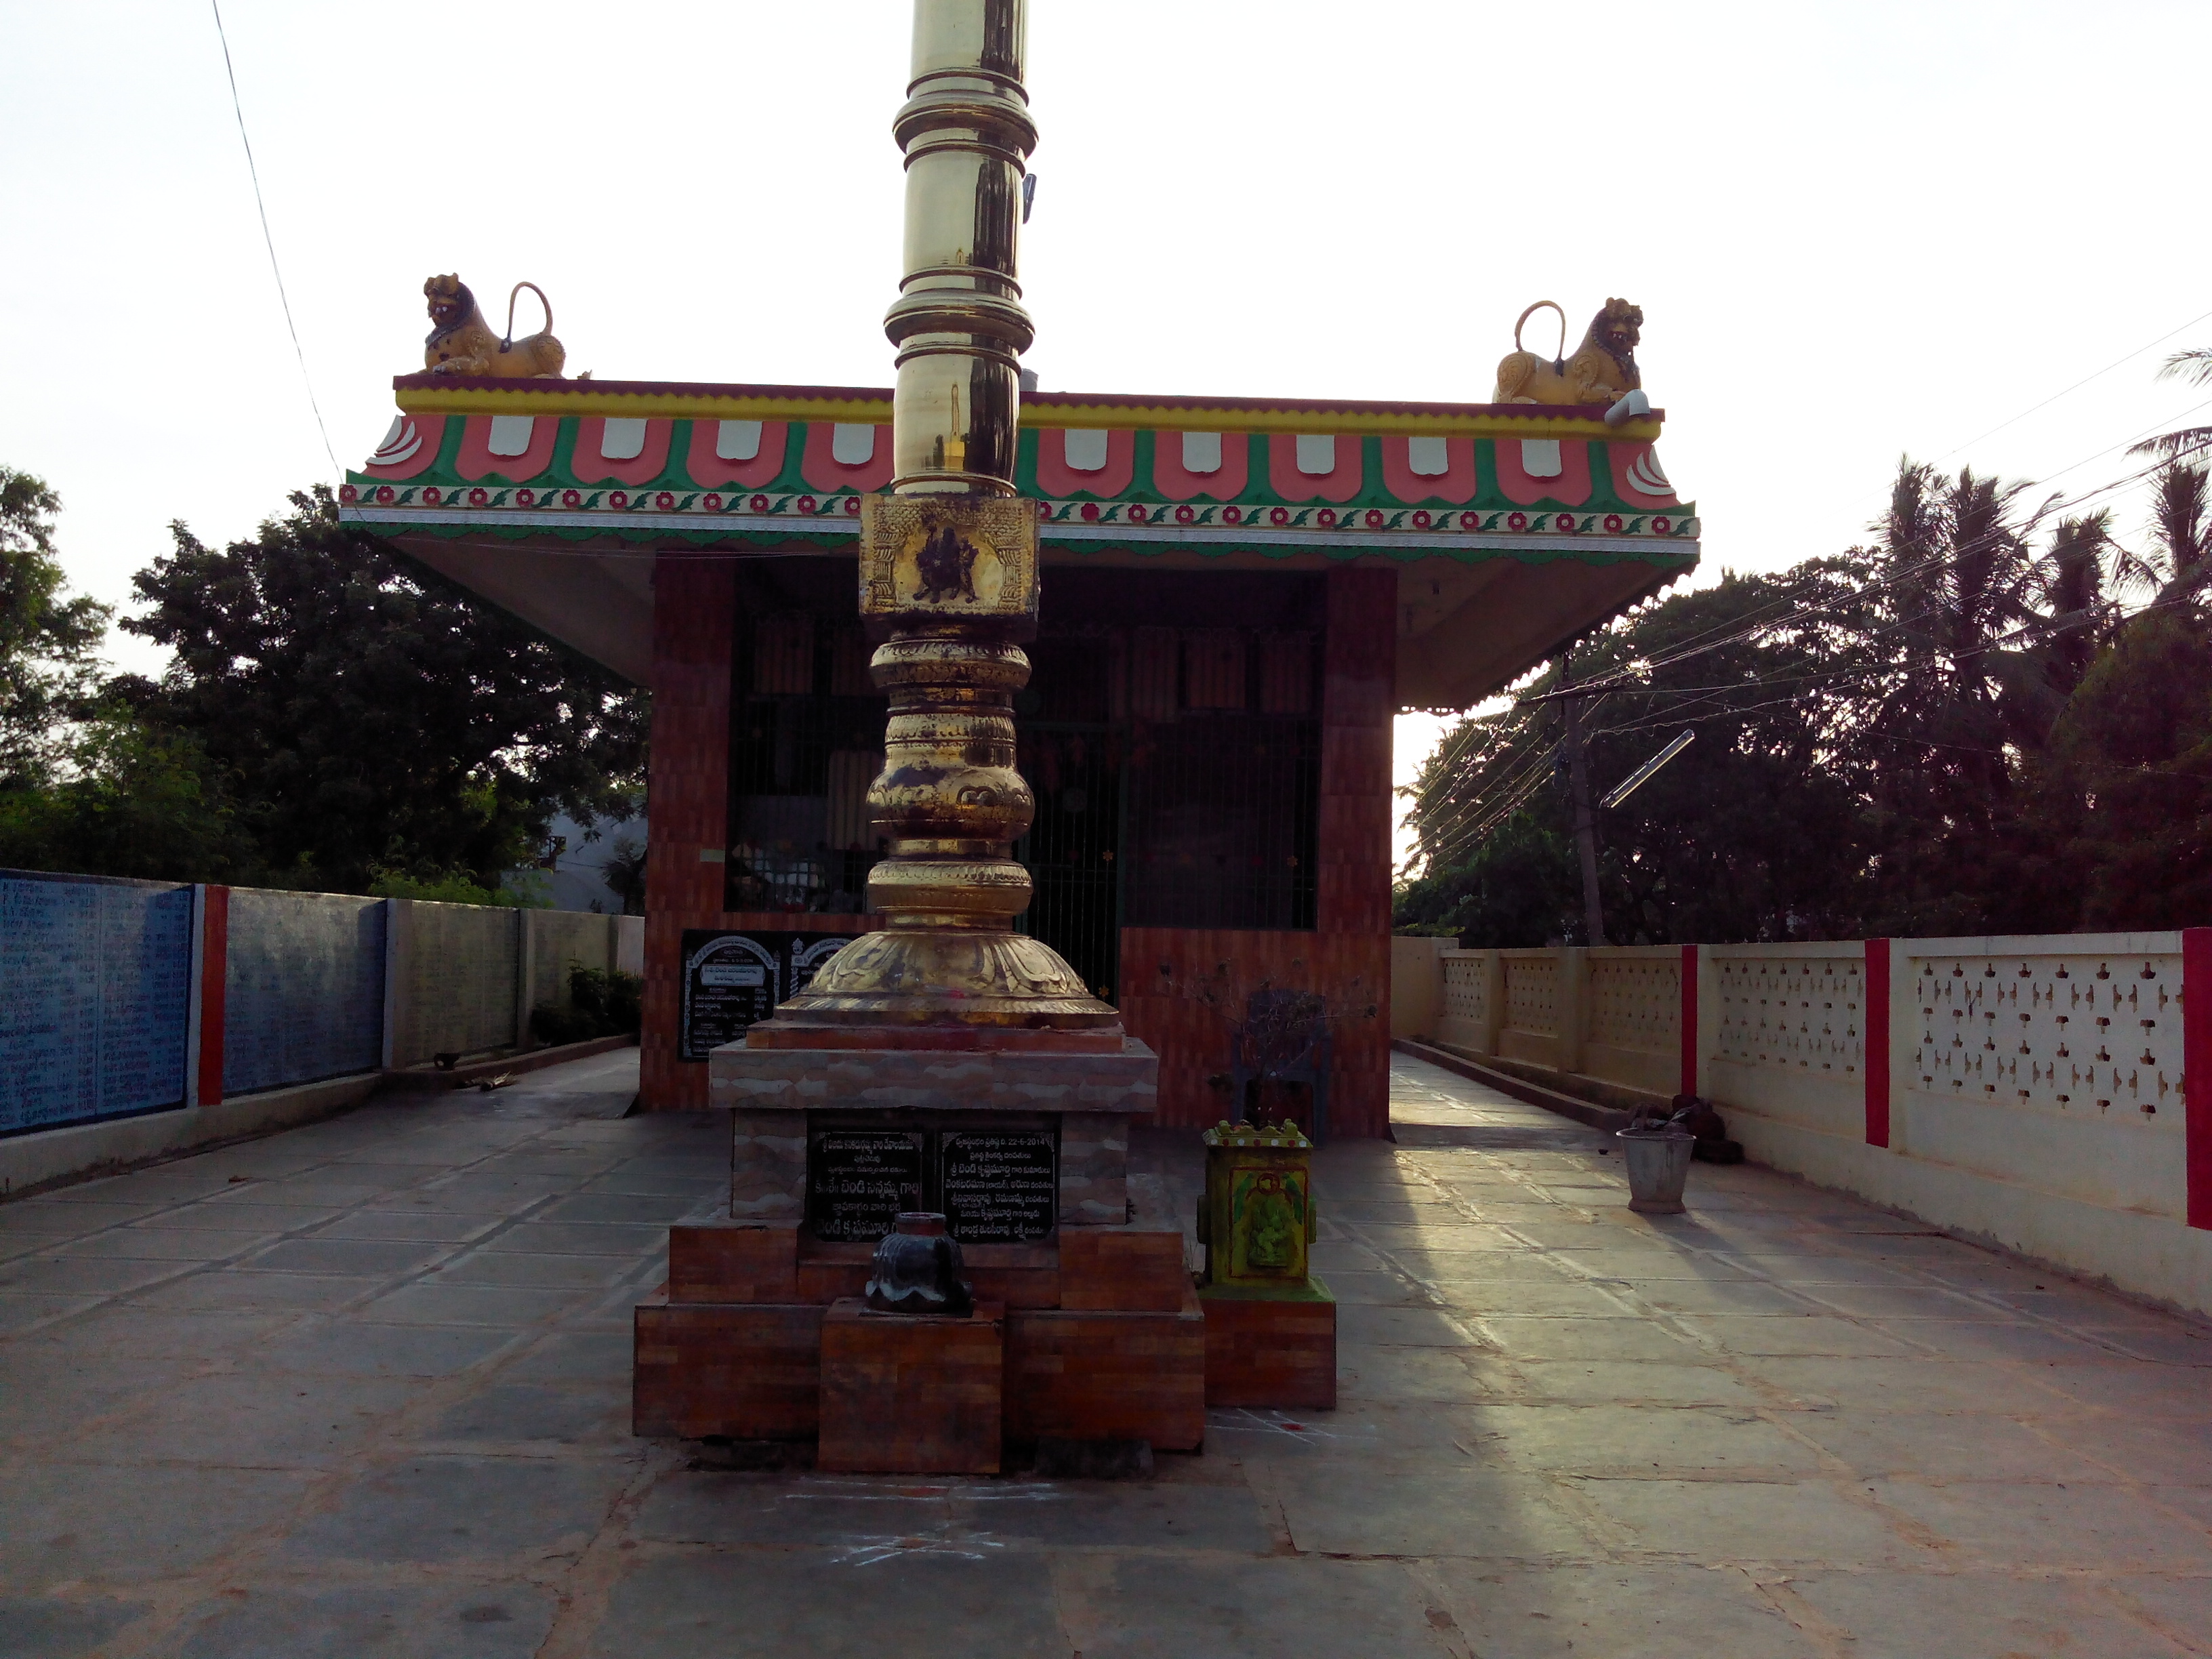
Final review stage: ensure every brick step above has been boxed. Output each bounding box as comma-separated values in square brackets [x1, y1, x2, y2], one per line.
[633, 1292, 1208, 1450]
[1200, 1281, 1338, 1410]
[665, 1221, 1189, 1313]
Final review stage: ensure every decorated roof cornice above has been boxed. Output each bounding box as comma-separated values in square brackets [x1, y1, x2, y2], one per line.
[342, 383, 1696, 571]
[385, 373, 1665, 441]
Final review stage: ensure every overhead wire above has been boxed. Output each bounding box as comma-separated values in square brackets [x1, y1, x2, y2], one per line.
[1407, 426, 2212, 875]
[210, 0, 339, 479]
[1929, 306, 2212, 464]
[1511, 441, 2188, 710]
[1410, 308, 2212, 878]
[1408, 735, 1564, 872]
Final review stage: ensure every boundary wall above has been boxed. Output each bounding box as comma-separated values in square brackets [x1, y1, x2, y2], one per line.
[1, 868, 641, 1194]
[1391, 930, 2212, 1317]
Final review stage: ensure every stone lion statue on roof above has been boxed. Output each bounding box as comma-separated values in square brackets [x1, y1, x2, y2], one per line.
[422, 274, 567, 379]
[1493, 298, 1642, 407]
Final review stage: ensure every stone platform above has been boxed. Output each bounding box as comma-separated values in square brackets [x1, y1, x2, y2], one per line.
[638, 1031, 1205, 1462]
[632, 1214, 1207, 1453]
[712, 1038, 1158, 1229]
[8, 1048, 2212, 1655]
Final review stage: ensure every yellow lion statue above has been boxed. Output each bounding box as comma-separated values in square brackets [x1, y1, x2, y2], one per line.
[422, 274, 567, 379]
[1493, 298, 1642, 407]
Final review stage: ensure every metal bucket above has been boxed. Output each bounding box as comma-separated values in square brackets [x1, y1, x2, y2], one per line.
[1616, 1128, 1694, 1214]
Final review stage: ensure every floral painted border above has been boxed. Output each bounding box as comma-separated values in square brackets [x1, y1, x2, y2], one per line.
[338, 480, 1698, 544]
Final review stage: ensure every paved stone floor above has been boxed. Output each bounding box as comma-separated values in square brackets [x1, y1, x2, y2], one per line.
[4, 1049, 2212, 1656]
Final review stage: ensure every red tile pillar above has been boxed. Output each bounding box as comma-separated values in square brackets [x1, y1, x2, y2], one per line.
[1864, 937, 1891, 1149]
[640, 555, 737, 1110]
[1679, 943, 1699, 1099]
[195, 884, 228, 1108]
[1318, 565, 1396, 1137]
[2185, 927, 2211, 1227]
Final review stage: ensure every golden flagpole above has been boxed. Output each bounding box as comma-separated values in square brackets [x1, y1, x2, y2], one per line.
[773, 0, 1120, 1042]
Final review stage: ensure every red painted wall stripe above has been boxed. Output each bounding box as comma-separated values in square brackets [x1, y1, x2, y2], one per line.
[2184, 927, 2212, 1229]
[1679, 943, 1698, 1098]
[197, 885, 228, 1109]
[1864, 937, 1891, 1148]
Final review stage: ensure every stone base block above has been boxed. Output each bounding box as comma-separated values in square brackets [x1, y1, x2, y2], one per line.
[743, 1019, 1124, 1054]
[1201, 1279, 1338, 1410]
[715, 1039, 1157, 1227]
[1006, 1292, 1206, 1450]
[634, 1294, 822, 1439]
[1059, 1227, 1189, 1312]
[729, 1111, 806, 1224]
[668, 1223, 797, 1304]
[818, 1298, 1005, 1475]
[795, 1238, 1062, 1309]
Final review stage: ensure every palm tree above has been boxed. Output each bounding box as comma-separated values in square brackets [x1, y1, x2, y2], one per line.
[2138, 460, 2212, 612]
[1865, 461, 2039, 815]
[1983, 511, 2116, 748]
[2129, 349, 2212, 462]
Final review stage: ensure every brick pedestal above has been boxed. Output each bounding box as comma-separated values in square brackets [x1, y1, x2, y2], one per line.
[636, 1202, 1207, 1463]
[633, 1295, 823, 1439]
[1007, 1291, 1206, 1450]
[1200, 1279, 1338, 1410]
[818, 1299, 1005, 1475]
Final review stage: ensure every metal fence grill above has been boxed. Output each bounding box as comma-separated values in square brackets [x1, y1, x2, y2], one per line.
[1015, 724, 1122, 1002]
[723, 571, 1324, 953]
[1120, 713, 1319, 931]
[726, 605, 888, 913]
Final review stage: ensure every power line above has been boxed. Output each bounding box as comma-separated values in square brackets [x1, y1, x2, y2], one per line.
[210, 0, 338, 478]
[1408, 462, 2206, 870]
[1517, 447, 2175, 708]
[1406, 388, 2212, 873]
[1931, 306, 2212, 464]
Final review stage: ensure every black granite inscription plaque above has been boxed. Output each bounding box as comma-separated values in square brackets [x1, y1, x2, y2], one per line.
[939, 1128, 1058, 1243]
[678, 931, 781, 1061]
[808, 1129, 924, 1242]
[678, 929, 861, 1061]
[787, 933, 855, 995]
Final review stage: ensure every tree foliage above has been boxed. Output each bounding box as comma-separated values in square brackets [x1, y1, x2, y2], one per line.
[0, 473, 647, 895]
[0, 718, 258, 882]
[115, 487, 647, 893]
[0, 467, 110, 788]
[1399, 455, 2212, 943]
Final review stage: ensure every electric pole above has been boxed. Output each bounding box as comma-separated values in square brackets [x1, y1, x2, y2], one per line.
[1558, 650, 1608, 946]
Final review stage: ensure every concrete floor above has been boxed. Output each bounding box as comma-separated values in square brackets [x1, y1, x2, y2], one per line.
[2, 1050, 2211, 1656]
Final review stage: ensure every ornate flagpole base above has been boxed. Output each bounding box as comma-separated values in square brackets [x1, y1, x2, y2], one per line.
[757, 495, 1120, 1050]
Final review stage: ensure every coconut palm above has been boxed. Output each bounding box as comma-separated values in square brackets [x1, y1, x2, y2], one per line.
[1982, 510, 2116, 748]
[2135, 460, 2212, 611]
[2128, 349, 2212, 461]
[1863, 462, 2041, 812]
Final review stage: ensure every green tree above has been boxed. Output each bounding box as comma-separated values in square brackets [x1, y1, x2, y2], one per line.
[2039, 614, 2212, 928]
[119, 486, 647, 893]
[0, 717, 257, 883]
[0, 466, 110, 788]
[2134, 461, 2212, 612]
[1398, 562, 1884, 944]
[1394, 808, 1579, 945]
[1393, 453, 2186, 944]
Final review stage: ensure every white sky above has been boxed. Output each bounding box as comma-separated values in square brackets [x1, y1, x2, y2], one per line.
[5, 2, 2209, 867]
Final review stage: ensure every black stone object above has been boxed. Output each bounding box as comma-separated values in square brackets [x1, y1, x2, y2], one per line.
[1032, 1437, 1155, 1480]
[864, 1212, 975, 1317]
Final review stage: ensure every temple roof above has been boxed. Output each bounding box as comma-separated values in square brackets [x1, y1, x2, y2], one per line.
[338, 375, 1699, 709]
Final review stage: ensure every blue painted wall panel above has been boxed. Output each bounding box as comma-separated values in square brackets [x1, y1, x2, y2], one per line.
[223, 892, 386, 1094]
[0, 872, 193, 1135]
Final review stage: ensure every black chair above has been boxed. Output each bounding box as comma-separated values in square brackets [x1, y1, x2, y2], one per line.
[1229, 988, 1332, 1143]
